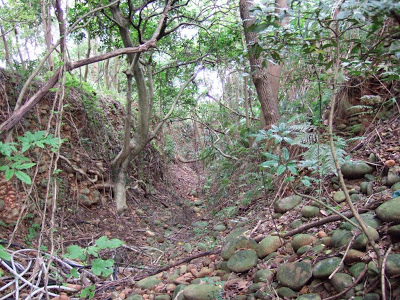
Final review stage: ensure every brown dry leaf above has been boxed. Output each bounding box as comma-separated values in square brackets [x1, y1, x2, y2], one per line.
[299, 285, 309, 295]
[320, 209, 328, 216]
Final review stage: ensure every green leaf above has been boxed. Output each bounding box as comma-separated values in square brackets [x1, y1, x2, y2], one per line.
[91, 258, 114, 277]
[301, 178, 311, 187]
[260, 160, 278, 168]
[15, 171, 32, 184]
[15, 162, 36, 170]
[276, 165, 286, 176]
[64, 245, 86, 261]
[287, 164, 298, 175]
[282, 147, 290, 161]
[80, 285, 95, 299]
[95, 236, 124, 249]
[68, 268, 80, 279]
[5, 168, 14, 181]
[262, 152, 279, 161]
[87, 245, 99, 257]
[21, 143, 31, 153]
[0, 245, 11, 261]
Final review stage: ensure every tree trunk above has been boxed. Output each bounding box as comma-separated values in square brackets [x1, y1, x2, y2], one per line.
[41, 0, 54, 71]
[14, 28, 26, 71]
[239, 0, 288, 128]
[84, 35, 91, 82]
[113, 159, 129, 212]
[112, 56, 119, 90]
[104, 59, 110, 89]
[0, 21, 13, 70]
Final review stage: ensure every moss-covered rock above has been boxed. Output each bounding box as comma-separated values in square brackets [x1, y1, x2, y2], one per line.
[276, 261, 312, 290]
[330, 273, 355, 298]
[274, 195, 302, 213]
[257, 236, 283, 258]
[254, 269, 273, 283]
[291, 234, 315, 252]
[331, 228, 352, 248]
[376, 196, 400, 223]
[301, 206, 320, 217]
[313, 257, 343, 279]
[227, 249, 258, 273]
[182, 284, 222, 300]
[386, 254, 400, 276]
[296, 294, 321, 300]
[136, 275, 162, 289]
[341, 161, 373, 179]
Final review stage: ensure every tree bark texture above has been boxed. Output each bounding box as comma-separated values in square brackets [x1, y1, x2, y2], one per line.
[239, 0, 288, 128]
[0, 21, 13, 70]
[41, 0, 54, 71]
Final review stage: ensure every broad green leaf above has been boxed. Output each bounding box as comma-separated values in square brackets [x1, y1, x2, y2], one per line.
[87, 245, 99, 257]
[287, 164, 298, 175]
[276, 165, 286, 176]
[68, 268, 80, 279]
[15, 171, 32, 184]
[262, 152, 279, 161]
[91, 258, 114, 276]
[64, 245, 86, 261]
[260, 161, 278, 168]
[15, 162, 36, 170]
[5, 168, 14, 181]
[282, 147, 290, 161]
[95, 236, 124, 249]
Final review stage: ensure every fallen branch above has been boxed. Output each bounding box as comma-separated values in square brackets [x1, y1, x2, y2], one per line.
[136, 249, 221, 281]
[254, 208, 369, 240]
[381, 245, 392, 300]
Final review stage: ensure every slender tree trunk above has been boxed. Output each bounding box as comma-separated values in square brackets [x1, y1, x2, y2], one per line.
[53, 0, 66, 55]
[0, 21, 13, 70]
[14, 28, 26, 71]
[239, 0, 288, 128]
[41, 0, 54, 71]
[112, 56, 119, 90]
[84, 35, 91, 82]
[104, 59, 110, 89]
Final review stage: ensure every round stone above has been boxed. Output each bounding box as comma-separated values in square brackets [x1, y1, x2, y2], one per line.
[227, 249, 258, 273]
[254, 269, 273, 283]
[301, 206, 320, 218]
[386, 254, 400, 276]
[291, 234, 315, 252]
[331, 228, 352, 248]
[330, 273, 355, 298]
[274, 195, 302, 213]
[376, 196, 400, 223]
[213, 224, 226, 231]
[276, 261, 312, 290]
[183, 284, 222, 300]
[313, 257, 343, 279]
[333, 191, 346, 203]
[257, 236, 283, 258]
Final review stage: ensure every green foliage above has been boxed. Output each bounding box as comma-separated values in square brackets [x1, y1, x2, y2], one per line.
[164, 135, 176, 161]
[80, 285, 96, 299]
[25, 222, 40, 245]
[256, 122, 351, 183]
[0, 131, 64, 184]
[0, 245, 11, 261]
[64, 236, 124, 279]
